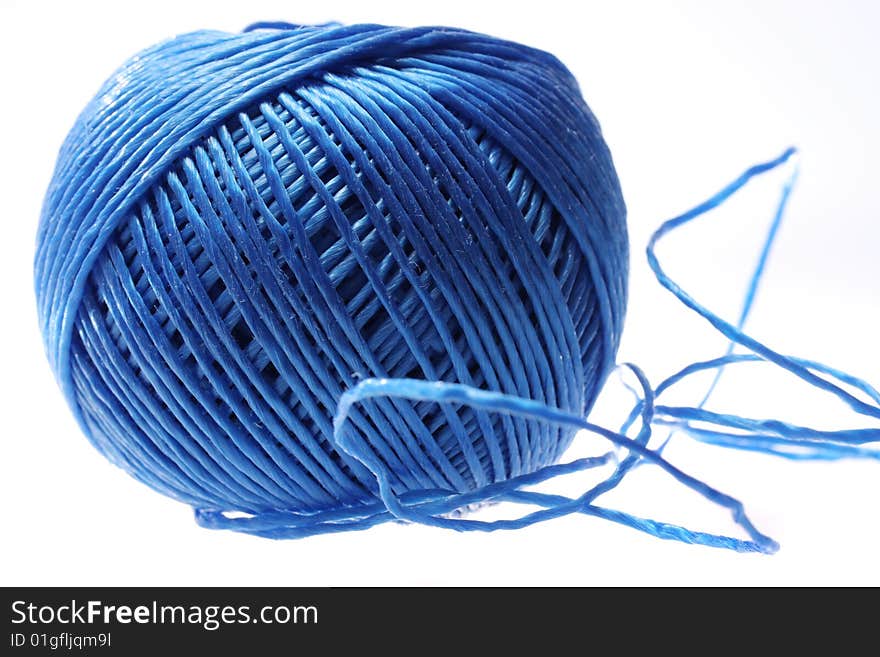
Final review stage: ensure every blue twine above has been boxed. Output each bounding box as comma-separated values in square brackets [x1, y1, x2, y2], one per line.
[34, 22, 879, 553]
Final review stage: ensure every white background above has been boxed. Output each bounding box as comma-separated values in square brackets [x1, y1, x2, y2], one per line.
[1, 0, 878, 585]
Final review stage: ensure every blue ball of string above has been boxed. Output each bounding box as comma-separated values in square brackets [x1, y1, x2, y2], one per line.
[35, 21, 880, 551]
[36, 21, 626, 523]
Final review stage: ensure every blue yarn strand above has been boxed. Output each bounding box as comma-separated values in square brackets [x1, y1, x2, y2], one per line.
[673, 154, 797, 448]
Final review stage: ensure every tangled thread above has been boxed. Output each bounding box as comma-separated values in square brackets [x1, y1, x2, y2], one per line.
[35, 22, 880, 552]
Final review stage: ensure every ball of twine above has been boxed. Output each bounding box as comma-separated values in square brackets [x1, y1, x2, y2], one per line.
[35, 22, 627, 527]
